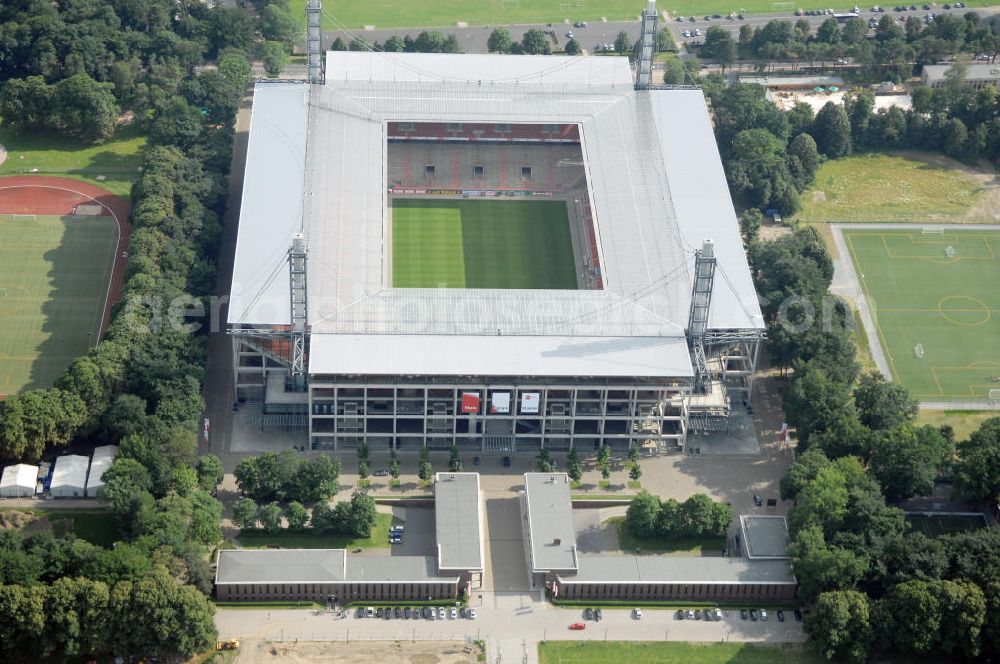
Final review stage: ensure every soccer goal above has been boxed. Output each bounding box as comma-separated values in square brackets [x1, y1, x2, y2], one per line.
[945, 246, 956, 258]
[922, 227, 945, 235]
[914, 343, 925, 359]
[7, 214, 36, 222]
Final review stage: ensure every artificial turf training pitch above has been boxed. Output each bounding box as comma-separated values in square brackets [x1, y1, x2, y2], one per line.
[0, 215, 117, 396]
[844, 228, 1000, 402]
[391, 199, 578, 289]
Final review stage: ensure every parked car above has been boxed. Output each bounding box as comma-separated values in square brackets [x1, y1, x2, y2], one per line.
[676, 609, 684, 620]
[412, 607, 420, 619]
[384, 608, 391, 620]
[741, 609, 748, 620]
[777, 610, 785, 622]
[750, 609, 758, 621]
[357, 607, 365, 618]
[403, 607, 411, 619]
[569, 622, 586, 630]
[761, 609, 769, 621]
[422, 607, 431, 619]
[794, 608, 803, 621]
[694, 609, 702, 620]
[375, 608, 383, 618]
[373, 469, 388, 476]
[437, 607, 446, 620]
[468, 608, 477, 619]
[394, 607, 402, 619]
[712, 608, 723, 620]
[594, 608, 602, 621]
[449, 607, 458, 619]
[585, 608, 594, 620]
[633, 608, 642, 619]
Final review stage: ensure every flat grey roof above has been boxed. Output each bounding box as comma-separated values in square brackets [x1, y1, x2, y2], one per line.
[229, 52, 762, 377]
[523, 473, 578, 573]
[310, 334, 692, 379]
[739, 515, 791, 560]
[923, 63, 1000, 83]
[562, 555, 796, 585]
[215, 549, 458, 584]
[434, 473, 484, 571]
[739, 75, 845, 87]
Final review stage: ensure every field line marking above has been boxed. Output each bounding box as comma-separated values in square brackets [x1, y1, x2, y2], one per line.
[930, 367, 945, 395]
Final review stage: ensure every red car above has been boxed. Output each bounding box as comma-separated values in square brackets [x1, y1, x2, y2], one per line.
[569, 622, 586, 630]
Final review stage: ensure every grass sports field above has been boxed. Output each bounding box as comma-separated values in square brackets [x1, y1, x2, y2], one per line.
[391, 198, 577, 289]
[796, 153, 996, 224]
[0, 214, 117, 396]
[299, 0, 993, 29]
[0, 123, 145, 196]
[844, 228, 1000, 402]
[538, 642, 822, 664]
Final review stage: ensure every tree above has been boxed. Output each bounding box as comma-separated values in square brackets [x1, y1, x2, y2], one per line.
[262, 41, 288, 78]
[258, 502, 283, 533]
[854, 373, 918, 431]
[488, 28, 514, 53]
[806, 590, 873, 664]
[189, 490, 223, 544]
[787, 132, 820, 190]
[520, 29, 551, 55]
[258, 4, 298, 45]
[566, 447, 582, 483]
[293, 455, 340, 504]
[879, 580, 941, 655]
[868, 424, 952, 501]
[725, 128, 800, 213]
[389, 451, 401, 482]
[663, 55, 686, 84]
[817, 18, 841, 44]
[149, 98, 204, 150]
[448, 445, 462, 472]
[703, 27, 736, 69]
[330, 37, 347, 51]
[0, 584, 46, 659]
[601, 464, 610, 481]
[783, 366, 855, 448]
[358, 458, 370, 481]
[597, 443, 611, 472]
[564, 38, 581, 55]
[681, 494, 730, 537]
[310, 500, 335, 532]
[935, 579, 986, 659]
[0, 389, 87, 462]
[629, 462, 642, 482]
[383, 36, 405, 52]
[171, 465, 198, 496]
[285, 501, 308, 530]
[781, 447, 831, 500]
[625, 492, 661, 538]
[953, 416, 1000, 501]
[346, 491, 377, 537]
[789, 525, 867, 599]
[739, 208, 763, 245]
[842, 17, 868, 44]
[628, 446, 640, 465]
[418, 446, 433, 482]
[234, 450, 299, 502]
[614, 30, 632, 57]
[51, 74, 119, 142]
[195, 454, 223, 494]
[537, 448, 553, 473]
[812, 101, 852, 158]
[231, 497, 259, 530]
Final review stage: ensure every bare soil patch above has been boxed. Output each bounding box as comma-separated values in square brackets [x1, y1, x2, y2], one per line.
[236, 640, 480, 664]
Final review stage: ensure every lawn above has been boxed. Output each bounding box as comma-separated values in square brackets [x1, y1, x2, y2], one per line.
[0, 215, 118, 396]
[796, 153, 994, 224]
[236, 512, 395, 549]
[0, 123, 145, 196]
[538, 642, 822, 664]
[844, 228, 1000, 402]
[391, 198, 577, 289]
[915, 409, 998, 441]
[0, 508, 122, 548]
[608, 516, 726, 555]
[297, 0, 994, 29]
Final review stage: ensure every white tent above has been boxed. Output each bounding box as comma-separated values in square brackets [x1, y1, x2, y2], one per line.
[86, 445, 119, 498]
[50, 455, 90, 498]
[0, 464, 39, 498]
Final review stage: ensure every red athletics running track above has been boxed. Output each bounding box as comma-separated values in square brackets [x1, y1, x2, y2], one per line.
[0, 176, 132, 338]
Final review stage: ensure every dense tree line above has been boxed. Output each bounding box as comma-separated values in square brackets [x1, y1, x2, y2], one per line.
[701, 12, 1000, 78]
[331, 30, 462, 54]
[625, 492, 732, 540]
[233, 490, 377, 538]
[234, 450, 340, 504]
[0, 0, 266, 657]
[749, 226, 1000, 662]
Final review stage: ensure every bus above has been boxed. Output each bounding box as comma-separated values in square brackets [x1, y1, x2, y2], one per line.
[833, 11, 860, 22]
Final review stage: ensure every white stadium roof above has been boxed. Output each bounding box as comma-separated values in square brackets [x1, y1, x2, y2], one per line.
[229, 52, 762, 377]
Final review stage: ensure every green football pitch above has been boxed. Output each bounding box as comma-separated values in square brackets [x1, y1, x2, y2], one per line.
[391, 198, 578, 289]
[0, 215, 118, 396]
[844, 228, 1000, 402]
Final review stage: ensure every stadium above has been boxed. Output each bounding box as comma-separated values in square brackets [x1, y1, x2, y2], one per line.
[228, 36, 764, 453]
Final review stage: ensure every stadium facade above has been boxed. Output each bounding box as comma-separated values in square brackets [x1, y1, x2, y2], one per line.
[227, 48, 764, 454]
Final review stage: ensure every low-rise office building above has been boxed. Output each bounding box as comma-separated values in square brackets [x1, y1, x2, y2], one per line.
[214, 549, 459, 602]
[922, 63, 1000, 89]
[434, 472, 485, 588]
[520, 472, 579, 588]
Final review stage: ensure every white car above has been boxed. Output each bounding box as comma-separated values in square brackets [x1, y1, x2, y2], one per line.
[449, 607, 458, 619]
[468, 608, 477, 619]
[366, 607, 374, 618]
[633, 608, 643, 619]
[437, 607, 446, 620]
[761, 609, 769, 621]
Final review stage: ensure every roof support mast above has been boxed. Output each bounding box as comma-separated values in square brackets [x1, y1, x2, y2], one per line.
[289, 233, 308, 389]
[635, 1, 659, 89]
[687, 239, 716, 394]
[306, 0, 324, 84]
